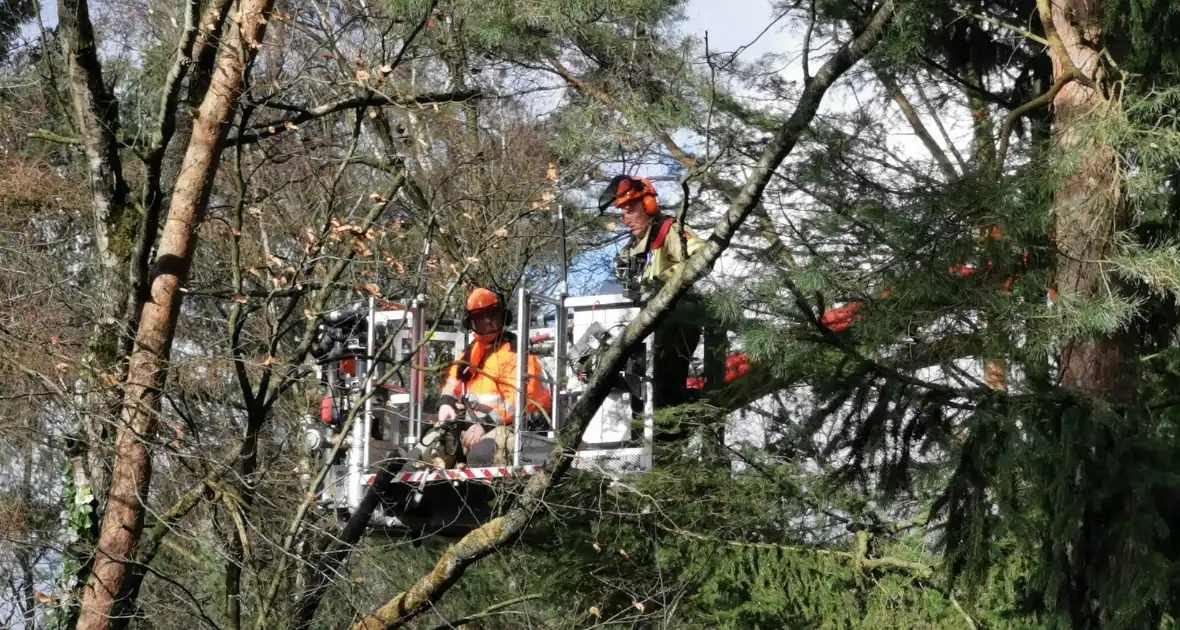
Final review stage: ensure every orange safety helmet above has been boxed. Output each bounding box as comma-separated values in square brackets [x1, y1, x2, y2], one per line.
[599, 174, 659, 216]
[463, 287, 512, 330]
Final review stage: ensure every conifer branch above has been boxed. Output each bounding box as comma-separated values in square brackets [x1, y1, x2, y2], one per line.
[667, 525, 935, 579]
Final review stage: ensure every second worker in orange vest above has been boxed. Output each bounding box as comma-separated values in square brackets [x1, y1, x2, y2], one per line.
[436, 288, 552, 465]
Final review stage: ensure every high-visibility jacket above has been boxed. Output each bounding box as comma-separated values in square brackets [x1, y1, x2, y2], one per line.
[625, 216, 707, 285]
[438, 332, 552, 426]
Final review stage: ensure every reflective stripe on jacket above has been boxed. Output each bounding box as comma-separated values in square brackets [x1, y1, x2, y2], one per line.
[438, 335, 552, 425]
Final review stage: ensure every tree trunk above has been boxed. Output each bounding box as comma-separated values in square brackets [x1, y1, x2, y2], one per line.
[1040, 0, 1133, 402]
[74, 0, 276, 627]
[56, 0, 137, 614]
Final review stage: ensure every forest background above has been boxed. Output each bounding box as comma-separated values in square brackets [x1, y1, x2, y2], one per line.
[3, 0, 1180, 629]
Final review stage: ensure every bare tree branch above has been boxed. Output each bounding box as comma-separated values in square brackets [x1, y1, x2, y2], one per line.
[228, 89, 483, 146]
[874, 67, 959, 179]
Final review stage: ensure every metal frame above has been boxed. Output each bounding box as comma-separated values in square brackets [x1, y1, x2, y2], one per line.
[319, 287, 655, 519]
[511, 288, 569, 466]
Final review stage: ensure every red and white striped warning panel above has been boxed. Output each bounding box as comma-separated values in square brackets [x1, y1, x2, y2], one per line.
[365, 465, 543, 485]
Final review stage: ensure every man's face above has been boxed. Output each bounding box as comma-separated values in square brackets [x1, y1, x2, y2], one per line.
[469, 306, 503, 336]
[620, 199, 652, 238]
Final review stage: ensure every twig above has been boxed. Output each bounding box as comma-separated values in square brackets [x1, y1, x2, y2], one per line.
[27, 129, 82, 145]
[874, 68, 958, 179]
[803, 0, 816, 83]
[424, 595, 542, 630]
[955, 8, 1048, 46]
[229, 89, 482, 145]
[995, 68, 1081, 170]
[667, 526, 935, 579]
[951, 594, 978, 629]
[913, 80, 969, 172]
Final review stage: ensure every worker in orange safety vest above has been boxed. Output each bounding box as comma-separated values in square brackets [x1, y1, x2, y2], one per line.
[434, 287, 552, 466]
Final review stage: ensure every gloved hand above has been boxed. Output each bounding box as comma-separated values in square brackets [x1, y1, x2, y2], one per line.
[460, 423, 486, 451]
[437, 404, 457, 423]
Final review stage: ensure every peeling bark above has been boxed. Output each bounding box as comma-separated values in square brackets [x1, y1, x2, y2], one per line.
[75, 0, 277, 627]
[351, 3, 897, 627]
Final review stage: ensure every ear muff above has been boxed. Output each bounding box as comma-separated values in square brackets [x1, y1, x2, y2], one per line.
[641, 192, 659, 216]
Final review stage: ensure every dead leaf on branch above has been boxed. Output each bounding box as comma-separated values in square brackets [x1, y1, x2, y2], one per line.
[361, 283, 382, 297]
